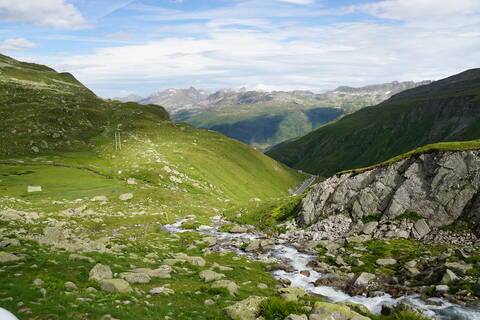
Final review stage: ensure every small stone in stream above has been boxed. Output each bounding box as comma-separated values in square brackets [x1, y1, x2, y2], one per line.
[279, 278, 291, 286]
[200, 270, 225, 282]
[33, 279, 44, 286]
[0, 252, 22, 263]
[300, 270, 310, 277]
[257, 283, 268, 289]
[89, 264, 113, 283]
[229, 225, 248, 233]
[65, 281, 77, 290]
[100, 279, 132, 294]
[436, 285, 449, 293]
[441, 269, 459, 284]
[353, 272, 377, 288]
[119, 193, 133, 201]
[149, 287, 175, 295]
[376, 258, 397, 266]
[278, 287, 306, 298]
[211, 280, 239, 296]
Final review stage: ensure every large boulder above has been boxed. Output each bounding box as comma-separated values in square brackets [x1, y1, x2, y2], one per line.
[310, 301, 370, 320]
[0, 252, 22, 263]
[100, 279, 132, 294]
[225, 296, 267, 320]
[211, 280, 239, 296]
[89, 264, 112, 283]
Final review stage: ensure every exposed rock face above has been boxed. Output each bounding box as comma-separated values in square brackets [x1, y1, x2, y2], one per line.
[298, 150, 480, 230]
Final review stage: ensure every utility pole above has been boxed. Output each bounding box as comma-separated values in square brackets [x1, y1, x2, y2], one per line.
[115, 131, 122, 150]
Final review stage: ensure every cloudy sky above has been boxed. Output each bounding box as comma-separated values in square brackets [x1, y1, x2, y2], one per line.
[1, 0, 479, 97]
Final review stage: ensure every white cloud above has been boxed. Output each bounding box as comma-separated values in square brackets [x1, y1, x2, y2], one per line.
[0, 38, 36, 51]
[279, 0, 313, 4]
[0, 0, 85, 29]
[358, 0, 480, 21]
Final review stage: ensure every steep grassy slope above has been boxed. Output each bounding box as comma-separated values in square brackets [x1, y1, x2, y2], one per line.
[0, 54, 303, 203]
[0, 56, 307, 319]
[267, 69, 480, 176]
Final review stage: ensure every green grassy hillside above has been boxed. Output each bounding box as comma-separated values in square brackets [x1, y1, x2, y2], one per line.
[267, 69, 480, 176]
[0, 55, 307, 319]
[0, 54, 303, 203]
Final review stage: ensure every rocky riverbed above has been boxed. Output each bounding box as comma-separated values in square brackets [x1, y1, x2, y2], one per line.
[164, 215, 480, 320]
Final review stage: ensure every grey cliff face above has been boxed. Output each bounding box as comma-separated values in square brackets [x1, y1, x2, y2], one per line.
[298, 150, 480, 228]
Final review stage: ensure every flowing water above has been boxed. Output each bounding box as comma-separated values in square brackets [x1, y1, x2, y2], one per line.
[163, 218, 480, 320]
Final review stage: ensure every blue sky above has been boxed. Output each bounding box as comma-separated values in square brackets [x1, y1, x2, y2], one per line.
[1, 0, 480, 97]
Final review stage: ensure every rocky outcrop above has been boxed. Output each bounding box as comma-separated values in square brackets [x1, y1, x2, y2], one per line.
[298, 150, 480, 230]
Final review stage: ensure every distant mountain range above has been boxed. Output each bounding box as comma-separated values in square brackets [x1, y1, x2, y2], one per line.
[267, 69, 480, 176]
[117, 80, 431, 150]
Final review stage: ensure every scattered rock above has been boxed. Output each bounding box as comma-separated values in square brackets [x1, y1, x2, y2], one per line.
[310, 301, 370, 320]
[120, 272, 151, 284]
[32, 279, 44, 286]
[376, 258, 397, 266]
[199, 270, 225, 282]
[91, 196, 108, 202]
[211, 280, 239, 296]
[100, 279, 132, 294]
[89, 264, 112, 283]
[229, 225, 248, 233]
[119, 193, 133, 201]
[65, 281, 77, 290]
[441, 269, 459, 284]
[149, 287, 175, 295]
[225, 296, 267, 320]
[0, 252, 22, 263]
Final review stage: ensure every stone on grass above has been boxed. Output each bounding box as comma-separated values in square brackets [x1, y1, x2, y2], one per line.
[89, 264, 112, 283]
[285, 315, 307, 320]
[119, 193, 133, 201]
[27, 186, 42, 193]
[0, 252, 22, 263]
[229, 225, 248, 234]
[33, 279, 44, 286]
[200, 270, 225, 282]
[225, 296, 267, 320]
[0, 239, 20, 247]
[311, 301, 370, 320]
[65, 281, 77, 290]
[205, 299, 215, 305]
[127, 178, 137, 185]
[257, 283, 268, 289]
[376, 258, 397, 266]
[91, 196, 108, 202]
[149, 287, 175, 295]
[441, 269, 459, 284]
[281, 293, 298, 302]
[278, 287, 306, 298]
[69, 254, 95, 263]
[100, 279, 132, 294]
[211, 280, 238, 296]
[120, 272, 151, 284]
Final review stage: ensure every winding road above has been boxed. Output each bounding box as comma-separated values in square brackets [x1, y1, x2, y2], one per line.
[293, 175, 318, 195]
